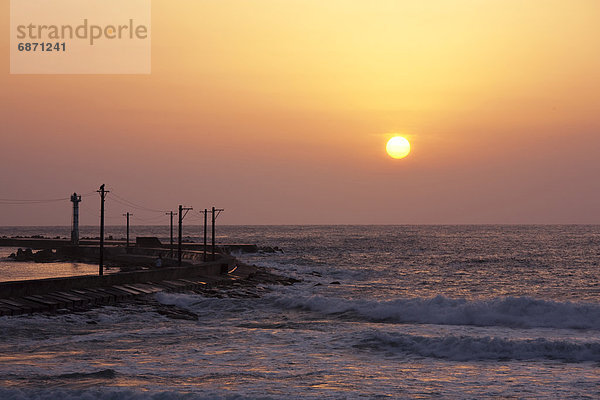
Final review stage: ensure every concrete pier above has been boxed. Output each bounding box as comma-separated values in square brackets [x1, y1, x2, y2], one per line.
[0, 237, 259, 253]
[0, 235, 267, 316]
[0, 255, 256, 316]
[0, 278, 213, 316]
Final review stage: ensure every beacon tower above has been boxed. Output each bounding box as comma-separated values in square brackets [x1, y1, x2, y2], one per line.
[70, 192, 82, 245]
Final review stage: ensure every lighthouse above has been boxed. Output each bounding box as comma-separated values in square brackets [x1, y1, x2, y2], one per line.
[70, 192, 82, 245]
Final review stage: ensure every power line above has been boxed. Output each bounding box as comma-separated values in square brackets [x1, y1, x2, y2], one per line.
[0, 189, 97, 204]
[78, 201, 100, 217]
[132, 214, 168, 223]
[0, 197, 70, 204]
[108, 191, 168, 213]
[107, 194, 151, 211]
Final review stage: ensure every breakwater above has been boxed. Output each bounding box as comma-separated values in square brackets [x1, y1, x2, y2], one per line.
[0, 233, 265, 316]
[0, 254, 234, 299]
[0, 253, 251, 316]
[0, 237, 259, 253]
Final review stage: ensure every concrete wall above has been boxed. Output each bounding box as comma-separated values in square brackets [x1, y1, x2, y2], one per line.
[0, 238, 259, 253]
[0, 256, 234, 299]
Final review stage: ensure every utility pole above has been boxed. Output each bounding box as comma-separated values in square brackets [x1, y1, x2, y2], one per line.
[166, 211, 177, 257]
[177, 205, 193, 266]
[97, 184, 109, 276]
[199, 209, 208, 261]
[211, 207, 224, 261]
[123, 212, 132, 249]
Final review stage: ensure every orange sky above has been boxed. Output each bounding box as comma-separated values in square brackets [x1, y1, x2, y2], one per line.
[1, 0, 600, 225]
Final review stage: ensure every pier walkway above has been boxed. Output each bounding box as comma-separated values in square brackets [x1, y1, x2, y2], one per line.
[0, 254, 257, 316]
[0, 237, 258, 253]
[0, 278, 212, 316]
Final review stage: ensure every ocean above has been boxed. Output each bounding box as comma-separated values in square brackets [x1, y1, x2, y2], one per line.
[0, 225, 599, 399]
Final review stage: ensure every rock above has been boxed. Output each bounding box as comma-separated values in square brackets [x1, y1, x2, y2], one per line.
[33, 248, 57, 262]
[12, 248, 35, 261]
[156, 304, 198, 321]
[9, 248, 61, 262]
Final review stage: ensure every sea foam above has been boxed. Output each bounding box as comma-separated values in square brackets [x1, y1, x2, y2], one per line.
[356, 331, 600, 362]
[273, 294, 600, 330]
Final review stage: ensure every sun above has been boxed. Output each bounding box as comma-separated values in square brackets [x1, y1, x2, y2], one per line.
[386, 136, 411, 159]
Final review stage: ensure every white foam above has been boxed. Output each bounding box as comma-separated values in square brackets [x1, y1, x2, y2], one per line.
[358, 331, 600, 362]
[155, 292, 205, 309]
[272, 294, 600, 330]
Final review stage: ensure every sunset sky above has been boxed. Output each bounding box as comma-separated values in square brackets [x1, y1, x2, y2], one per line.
[1, 0, 600, 225]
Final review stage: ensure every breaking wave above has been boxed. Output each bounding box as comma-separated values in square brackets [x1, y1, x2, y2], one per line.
[356, 331, 600, 362]
[55, 369, 117, 380]
[273, 294, 600, 330]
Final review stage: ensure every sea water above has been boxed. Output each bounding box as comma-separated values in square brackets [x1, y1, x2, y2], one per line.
[0, 225, 599, 399]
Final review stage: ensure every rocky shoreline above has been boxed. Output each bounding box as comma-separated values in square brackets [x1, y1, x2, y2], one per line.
[146, 264, 300, 321]
[0, 259, 299, 317]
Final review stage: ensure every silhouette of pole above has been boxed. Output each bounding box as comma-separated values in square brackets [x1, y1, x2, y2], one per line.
[177, 205, 193, 266]
[211, 207, 215, 261]
[166, 211, 176, 257]
[178, 205, 182, 266]
[97, 184, 109, 276]
[170, 211, 174, 254]
[203, 209, 208, 261]
[211, 207, 224, 261]
[123, 212, 132, 248]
